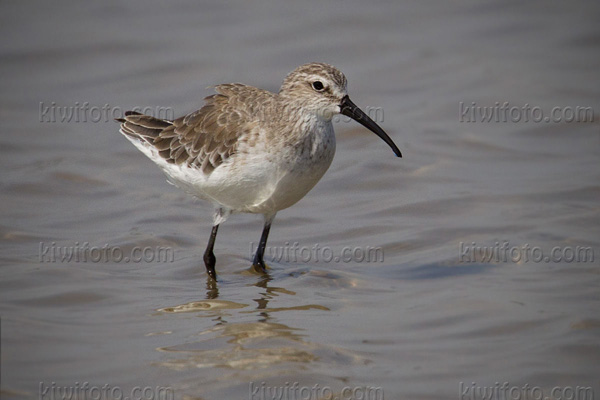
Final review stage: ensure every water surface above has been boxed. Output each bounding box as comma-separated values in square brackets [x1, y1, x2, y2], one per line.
[1, 1, 599, 399]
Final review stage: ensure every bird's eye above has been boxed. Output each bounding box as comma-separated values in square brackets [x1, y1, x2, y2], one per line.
[311, 81, 324, 91]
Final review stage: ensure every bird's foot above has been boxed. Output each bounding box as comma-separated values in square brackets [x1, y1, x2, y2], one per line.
[251, 259, 268, 274]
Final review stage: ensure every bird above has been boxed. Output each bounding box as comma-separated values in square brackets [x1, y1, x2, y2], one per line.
[117, 62, 401, 280]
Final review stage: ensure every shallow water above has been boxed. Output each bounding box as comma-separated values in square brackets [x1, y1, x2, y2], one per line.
[1, 1, 599, 399]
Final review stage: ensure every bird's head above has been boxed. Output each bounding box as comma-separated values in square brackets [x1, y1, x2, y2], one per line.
[279, 62, 401, 157]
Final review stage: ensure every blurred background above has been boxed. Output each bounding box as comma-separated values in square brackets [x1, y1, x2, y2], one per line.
[1, 1, 599, 399]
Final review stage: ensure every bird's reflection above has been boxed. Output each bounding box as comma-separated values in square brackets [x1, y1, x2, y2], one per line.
[153, 264, 372, 400]
[154, 263, 335, 373]
[253, 272, 273, 322]
[205, 277, 219, 299]
[203, 267, 278, 321]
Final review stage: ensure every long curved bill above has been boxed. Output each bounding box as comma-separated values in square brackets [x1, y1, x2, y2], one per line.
[340, 95, 402, 157]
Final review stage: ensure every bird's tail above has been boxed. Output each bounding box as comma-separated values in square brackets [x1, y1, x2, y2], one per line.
[116, 111, 172, 145]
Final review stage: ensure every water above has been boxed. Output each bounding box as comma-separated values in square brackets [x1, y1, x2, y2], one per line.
[1, 1, 599, 399]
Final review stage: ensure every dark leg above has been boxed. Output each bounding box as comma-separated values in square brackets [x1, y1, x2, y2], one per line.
[204, 224, 219, 280]
[252, 214, 275, 273]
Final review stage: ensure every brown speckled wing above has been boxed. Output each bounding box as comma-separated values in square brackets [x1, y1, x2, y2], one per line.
[121, 84, 275, 175]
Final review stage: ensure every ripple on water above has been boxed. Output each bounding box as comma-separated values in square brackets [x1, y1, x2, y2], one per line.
[157, 300, 249, 313]
[155, 321, 371, 372]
